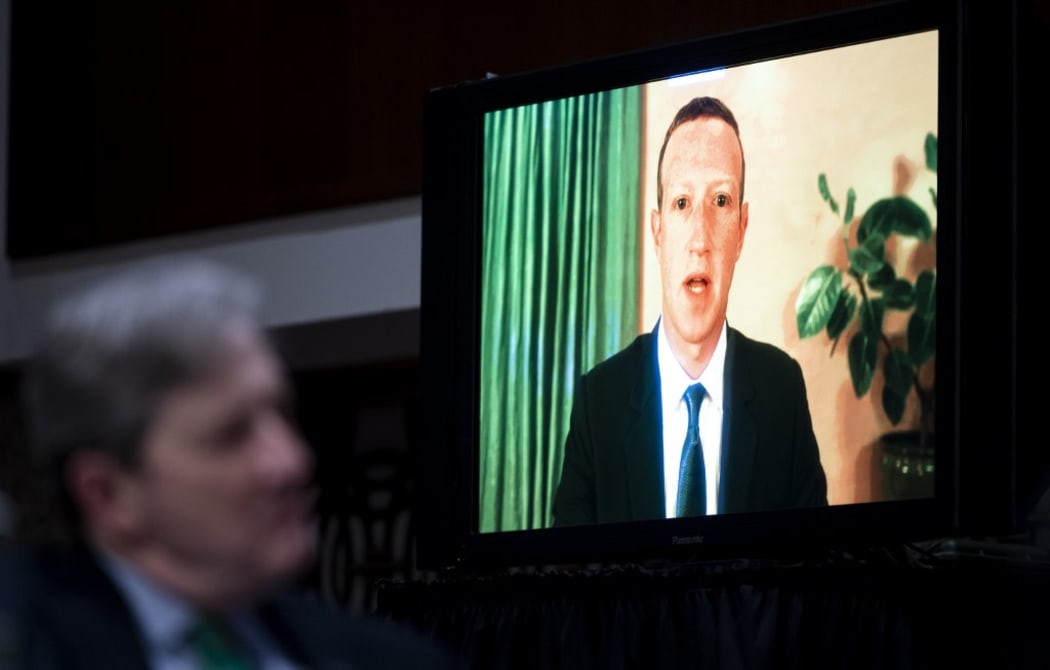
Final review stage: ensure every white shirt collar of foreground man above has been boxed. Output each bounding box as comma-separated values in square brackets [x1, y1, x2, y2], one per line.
[98, 547, 302, 670]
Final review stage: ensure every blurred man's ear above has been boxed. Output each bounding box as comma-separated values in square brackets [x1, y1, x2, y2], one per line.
[66, 450, 145, 539]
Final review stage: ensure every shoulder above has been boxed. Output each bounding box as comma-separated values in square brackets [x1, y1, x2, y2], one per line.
[9, 541, 151, 668]
[728, 327, 804, 376]
[580, 332, 654, 384]
[17, 540, 123, 605]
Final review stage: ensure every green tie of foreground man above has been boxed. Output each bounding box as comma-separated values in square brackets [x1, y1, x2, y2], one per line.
[189, 617, 257, 670]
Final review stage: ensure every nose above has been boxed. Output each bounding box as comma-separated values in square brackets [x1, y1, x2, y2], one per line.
[686, 207, 711, 254]
[256, 409, 314, 487]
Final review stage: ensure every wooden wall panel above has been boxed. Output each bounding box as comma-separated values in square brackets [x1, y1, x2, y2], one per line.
[6, 0, 882, 258]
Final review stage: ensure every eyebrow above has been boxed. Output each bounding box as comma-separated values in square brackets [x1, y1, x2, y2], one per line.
[665, 177, 739, 194]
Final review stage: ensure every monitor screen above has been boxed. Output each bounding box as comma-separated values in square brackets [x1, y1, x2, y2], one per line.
[476, 29, 938, 535]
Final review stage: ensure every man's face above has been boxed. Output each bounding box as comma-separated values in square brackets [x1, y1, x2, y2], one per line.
[126, 320, 315, 605]
[651, 116, 748, 370]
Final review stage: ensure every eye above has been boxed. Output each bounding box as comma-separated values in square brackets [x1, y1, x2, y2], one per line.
[714, 194, 729, 207]
[210, 412, 255, 451]
[674, 197, 688, 211]
[274, 393, 301, 431]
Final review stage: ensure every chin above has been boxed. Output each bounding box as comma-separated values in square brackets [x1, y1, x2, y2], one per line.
[670, 315, 712, 343]
[260, 525, 317, 582]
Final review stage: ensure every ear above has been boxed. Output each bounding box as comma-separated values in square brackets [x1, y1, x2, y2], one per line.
[66, 450, 145, 538]
[735, 201, 750, 261]
[650, 208, 663, 250]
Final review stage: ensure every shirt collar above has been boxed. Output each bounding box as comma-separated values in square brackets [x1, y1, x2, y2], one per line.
[656, 317, 728, 412]
[95, 546, 198, 654]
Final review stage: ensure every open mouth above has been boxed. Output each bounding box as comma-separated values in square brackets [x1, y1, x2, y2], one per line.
[684, 274, 709, 294]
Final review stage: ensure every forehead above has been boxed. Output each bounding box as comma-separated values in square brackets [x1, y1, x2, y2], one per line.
[202, 321, 282, 391]
[162, 322, 283, 413]
[661, 117, 743, 187]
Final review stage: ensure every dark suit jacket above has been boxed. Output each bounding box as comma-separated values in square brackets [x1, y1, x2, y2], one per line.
[9, 541, 459, 670]
[552, 326, 828, 526]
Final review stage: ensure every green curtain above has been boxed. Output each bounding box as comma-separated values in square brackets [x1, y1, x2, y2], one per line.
[479, 87, 642, 533]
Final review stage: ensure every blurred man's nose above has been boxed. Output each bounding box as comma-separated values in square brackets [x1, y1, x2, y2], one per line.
[256, 411, 314, 485]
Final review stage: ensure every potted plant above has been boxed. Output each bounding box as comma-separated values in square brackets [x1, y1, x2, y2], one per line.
[794, 133, 937, 500]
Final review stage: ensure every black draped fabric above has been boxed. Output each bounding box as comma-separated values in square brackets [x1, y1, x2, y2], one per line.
[376, 557, 1050, 669]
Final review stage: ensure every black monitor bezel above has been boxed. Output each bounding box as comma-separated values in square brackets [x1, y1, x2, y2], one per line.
[418, 0, 986, 572]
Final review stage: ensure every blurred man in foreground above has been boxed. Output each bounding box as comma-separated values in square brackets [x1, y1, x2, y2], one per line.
[13, 258, 456, 669]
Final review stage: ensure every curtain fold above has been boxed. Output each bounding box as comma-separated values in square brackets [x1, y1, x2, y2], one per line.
[376, 561, 1039, 670]
[479, 87, 642, 533]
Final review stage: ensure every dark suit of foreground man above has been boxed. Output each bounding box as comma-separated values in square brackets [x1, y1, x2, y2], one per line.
[553, 97, 827, 526]
[12, 259, 458, 669]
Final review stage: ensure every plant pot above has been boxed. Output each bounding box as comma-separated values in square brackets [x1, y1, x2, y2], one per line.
[879, 430, 935, 501]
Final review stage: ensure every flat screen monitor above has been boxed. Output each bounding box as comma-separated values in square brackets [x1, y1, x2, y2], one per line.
[418, 0, 1026, 569]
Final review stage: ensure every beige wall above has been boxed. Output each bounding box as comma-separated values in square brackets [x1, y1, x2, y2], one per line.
[639, 30, 939, 505]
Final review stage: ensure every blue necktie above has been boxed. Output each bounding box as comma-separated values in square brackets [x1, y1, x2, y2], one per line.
[676, 382, 707, 517]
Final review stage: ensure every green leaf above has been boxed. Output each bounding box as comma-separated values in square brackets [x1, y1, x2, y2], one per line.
[929, 187, 937, 210]
[882, 385, 907, 425]
[826, 290, 858, 341]
[867, 262, 896, 291]
[858, 196, 932, 243]
[908, 311, 935, 367]
[908, 274, 935, 366]
[925, 132, 937, 172]
[883, 348, 914, 425]
[914, 270, 936, 317]
[884, 278, 916, 310]
[818, 173, 831, 200]
[857, 200, 892, 244]
[848, 331, 878, 397]
[849, 246, 884, 276]
[884, 348, 914, 394]
[796, 266, 842, 338]
[859, 297, 885, 341]
[818, 173, 839, 214]
[844, 187, 856, 224]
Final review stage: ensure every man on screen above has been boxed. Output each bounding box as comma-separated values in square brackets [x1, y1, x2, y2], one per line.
[552, 96, 828, 527]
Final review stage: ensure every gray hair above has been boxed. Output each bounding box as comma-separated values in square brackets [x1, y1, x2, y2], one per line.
[22, 258, 265, 473]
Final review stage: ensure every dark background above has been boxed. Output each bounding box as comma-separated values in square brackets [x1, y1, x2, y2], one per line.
[5, 0, 898, 258]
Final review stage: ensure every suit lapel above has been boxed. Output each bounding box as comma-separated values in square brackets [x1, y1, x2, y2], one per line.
[25, 542, 153, 670]
[259, 598, 334, 670]
[260, 595, 366, 670]
[719, 328, 758, 514]
[624, 329, 666, 520]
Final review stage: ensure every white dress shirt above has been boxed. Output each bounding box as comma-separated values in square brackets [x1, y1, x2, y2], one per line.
[657, 317, 728, 518]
